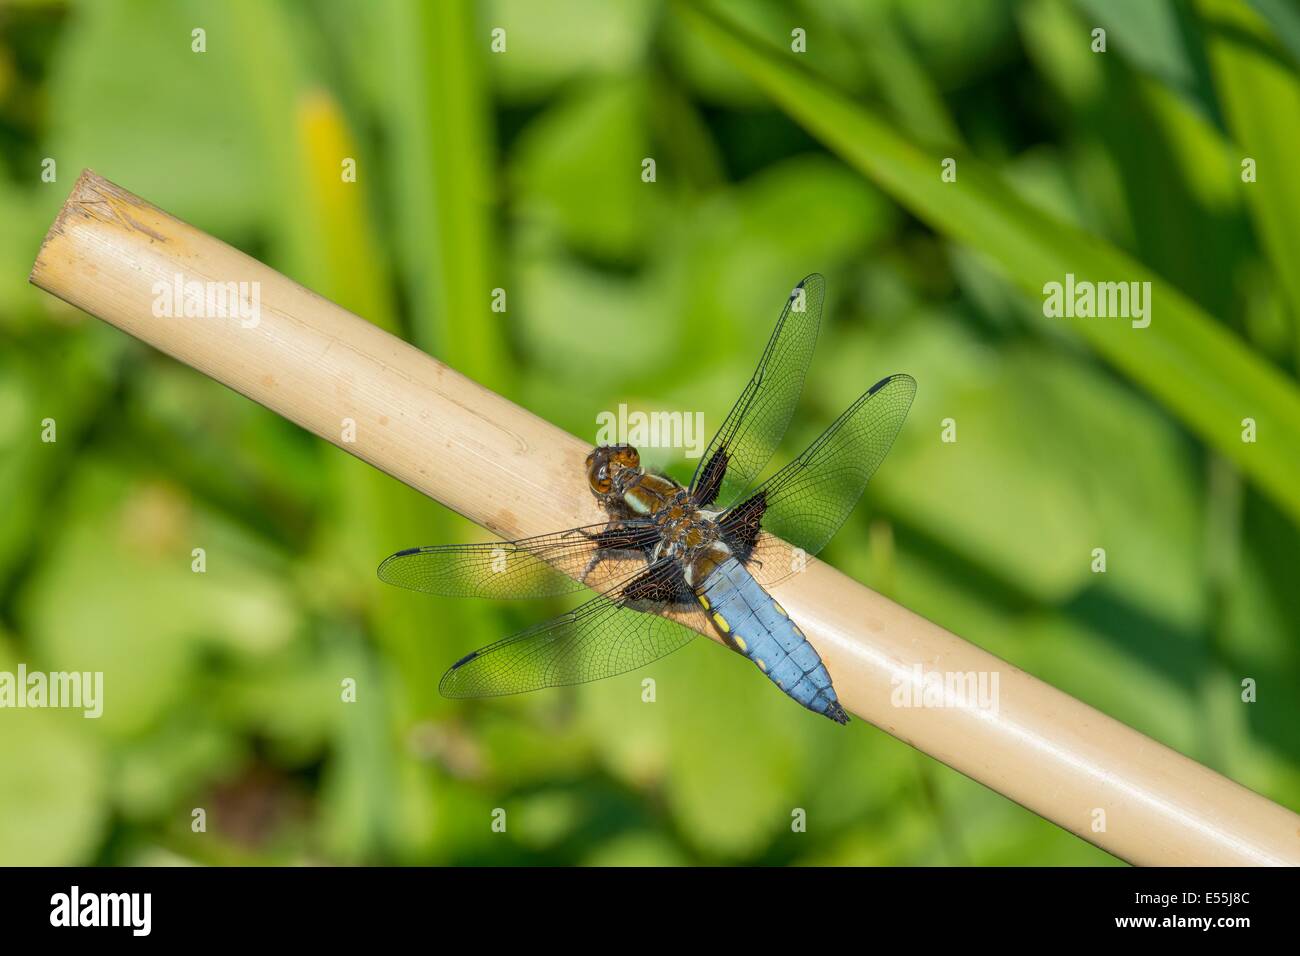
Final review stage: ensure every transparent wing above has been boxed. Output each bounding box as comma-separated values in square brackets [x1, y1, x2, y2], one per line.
[689, 274, 824, 510]
[377, 521, 659, 600]
[439, 559, 705, 698]
[719, 374, 916, 590]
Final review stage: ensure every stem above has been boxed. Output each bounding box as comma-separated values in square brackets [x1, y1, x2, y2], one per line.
[30, 169, 1300, 866]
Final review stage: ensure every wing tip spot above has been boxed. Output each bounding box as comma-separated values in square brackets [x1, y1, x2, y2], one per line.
[451, 650, 479, 670]
[393, 547, 422, 557]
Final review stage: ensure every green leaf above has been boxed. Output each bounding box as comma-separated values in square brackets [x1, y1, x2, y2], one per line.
[582, 832, 690, 866]
[1247, 0, 1300, 68]
[0, 642, 106, 865]
[1199, 0, 1300, 370]
[487, 0, 657, 103]
[854, 321, 1203, 611]
[414, 0, 507, 384]
[1074, 0, 1222, 126]
[576, 637, 811, 860]
[509, 78, 656, 259]
[19, 462, 299, 736]
[47, 0, 265, 237]
[676, 0, 1300, 528]
[0, 708, 105, 865]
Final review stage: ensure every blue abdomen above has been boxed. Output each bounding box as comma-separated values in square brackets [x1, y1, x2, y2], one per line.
[698, 557, 848, 724]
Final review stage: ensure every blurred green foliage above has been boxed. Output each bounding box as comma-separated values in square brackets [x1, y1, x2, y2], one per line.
[1, 0, 1298, 866]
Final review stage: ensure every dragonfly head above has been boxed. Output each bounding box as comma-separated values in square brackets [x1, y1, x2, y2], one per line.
[586, 444, 641, 497]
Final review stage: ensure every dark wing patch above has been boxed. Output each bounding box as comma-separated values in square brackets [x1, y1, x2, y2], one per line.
[725, 374, 916, 589]
[688, 274, 824, 511]
[451, 650, 480, 669]
[621, 559, 695, 608]
[719, 490, 766, 563]
[585, 523, 661, 562]
[693, 448, 728, 508]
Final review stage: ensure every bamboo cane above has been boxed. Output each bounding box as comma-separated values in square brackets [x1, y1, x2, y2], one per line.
[29, 170, 1300, 866]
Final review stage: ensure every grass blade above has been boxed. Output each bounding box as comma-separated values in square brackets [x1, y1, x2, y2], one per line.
[676, 0, 1300, 527]
[1199, 0, 1300, 371]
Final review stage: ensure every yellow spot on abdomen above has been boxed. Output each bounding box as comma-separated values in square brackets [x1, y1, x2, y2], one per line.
[756, 658, 767, 672]
[772, 601, 787, 617]
[711, 611, 729, 633]
[733, 636, 748, 653]
[698, 594, 710, 610]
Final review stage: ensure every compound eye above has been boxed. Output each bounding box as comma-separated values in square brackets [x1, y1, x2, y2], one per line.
[589, 461, 612, 495]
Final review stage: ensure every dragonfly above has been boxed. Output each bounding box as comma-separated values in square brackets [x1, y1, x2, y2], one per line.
[378, 274, 915, 724]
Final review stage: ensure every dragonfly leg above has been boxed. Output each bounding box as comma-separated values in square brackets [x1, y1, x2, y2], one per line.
[575, 521, 655, 586]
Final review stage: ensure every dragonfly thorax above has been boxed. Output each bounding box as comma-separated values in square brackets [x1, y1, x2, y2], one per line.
[643, 487, 723, 576]
[653, 490, 716, 546]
